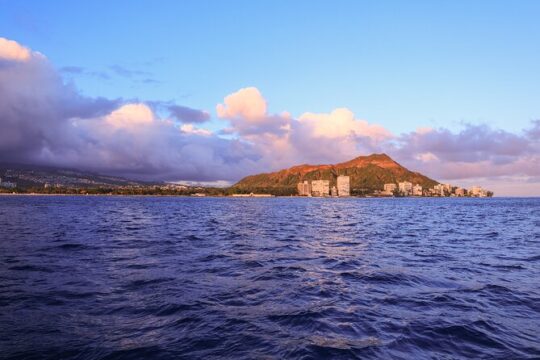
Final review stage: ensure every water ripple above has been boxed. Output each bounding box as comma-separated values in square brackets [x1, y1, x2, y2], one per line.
[0, 196, 539, 359]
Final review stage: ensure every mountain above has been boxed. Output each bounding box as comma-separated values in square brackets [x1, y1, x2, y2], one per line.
[233, 153, 438, 195]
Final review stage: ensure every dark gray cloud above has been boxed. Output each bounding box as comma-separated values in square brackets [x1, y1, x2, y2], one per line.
[167, 104, 211, 123]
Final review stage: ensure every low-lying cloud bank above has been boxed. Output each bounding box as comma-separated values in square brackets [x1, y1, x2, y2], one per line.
[1, 38, 538, 195]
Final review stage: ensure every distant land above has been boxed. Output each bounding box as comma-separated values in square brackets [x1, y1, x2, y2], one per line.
[233, 153, 492, 197]
[234, 153, 437, 195]
[0, 154, 492, 197]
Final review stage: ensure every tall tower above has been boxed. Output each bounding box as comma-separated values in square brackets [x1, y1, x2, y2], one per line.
[337, 176, 350, 197]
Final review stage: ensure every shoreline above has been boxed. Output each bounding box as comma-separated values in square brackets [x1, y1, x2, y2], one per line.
[0, 193, 514, 198]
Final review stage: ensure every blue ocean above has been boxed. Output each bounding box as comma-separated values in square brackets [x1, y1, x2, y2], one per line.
[0, 196, 539, 359]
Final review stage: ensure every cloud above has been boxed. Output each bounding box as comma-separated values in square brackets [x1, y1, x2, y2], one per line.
[391, 123, 540, 188]
[0, 37, 32, 62]
[217, 88, 393, 166]
[217, 87, 267, 120]
[168, 104, 210, 123]
[60, 65, 110, 80]
[109, 64, 151, 78]
[105, 103, 155, 128]
[180, 124, 212, 136]
[0, 37, 539, 194]
[298, 108, 392, 141]
[0, 40, 120, 163]
[0, 38, 262, 182]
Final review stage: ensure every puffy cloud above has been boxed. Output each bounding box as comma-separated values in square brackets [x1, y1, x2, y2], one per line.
[217, 87, 290, 137]
[0, 38, 261, 182]
[0, 39, 120, 164]
[0, 37, 32, 62]
[217, 89, 393, 166]
[217, 87, 267, 120]
[391, 123, 540, 194]
[298, 108, 392, 141]
[180, 124, 212, 136]
[105, 103, 155, 128]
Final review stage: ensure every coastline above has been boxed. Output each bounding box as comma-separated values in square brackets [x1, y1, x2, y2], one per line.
[0, 193, 510, 198]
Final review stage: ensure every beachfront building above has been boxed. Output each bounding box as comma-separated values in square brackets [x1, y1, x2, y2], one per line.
[398, 181, 413, 196]
[297, 180, 311, 196]
[336, 175, 350, 197]
[297, 182, 304, 196]
[454, 187, 466, 197]
[470, 186, 488, 197]
[433, 184, 445, 196]
[331, 186, 338, 197]
[412, 184, 423, 196]
[311, 180, 330, 197]
[383, 183, 397, 196]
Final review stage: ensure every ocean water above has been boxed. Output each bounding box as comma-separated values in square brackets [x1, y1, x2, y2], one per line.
[0, 196, 539, 360]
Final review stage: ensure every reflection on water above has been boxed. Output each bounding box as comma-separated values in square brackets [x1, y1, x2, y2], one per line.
[0, 196, 539, 359]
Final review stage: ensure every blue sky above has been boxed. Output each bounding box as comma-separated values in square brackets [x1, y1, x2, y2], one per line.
[2, 0, 539, 134]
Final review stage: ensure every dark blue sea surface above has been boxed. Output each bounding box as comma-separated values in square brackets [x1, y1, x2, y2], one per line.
[0, 196, 539, 359]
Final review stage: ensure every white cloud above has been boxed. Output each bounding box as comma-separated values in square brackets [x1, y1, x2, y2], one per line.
[0, 37, 33, 62]
[106, 103, 154, 128]
[180, 124, 212, 136]
[216, 87, 267, 120]
[298, 108, 392, 141]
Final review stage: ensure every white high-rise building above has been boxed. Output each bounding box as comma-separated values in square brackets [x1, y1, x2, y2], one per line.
[398, 181, 413, 195]
[297, 180, 311, 196]
[383, 183, 397, 195]
[311, 180, 330, 197]
[470, 186, 488, 197]
[433, 184, 445, 196]
[336, 176, 350, 197]
[412, 184, 423, 196]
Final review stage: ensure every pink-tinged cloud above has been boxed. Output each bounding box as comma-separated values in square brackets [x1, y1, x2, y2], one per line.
[298, 108, 393, 142]
[106, 103, 155, 128]
[0, 37, 33, 62]
[389, 123, 540, 195]
[216, 87, 267, 120]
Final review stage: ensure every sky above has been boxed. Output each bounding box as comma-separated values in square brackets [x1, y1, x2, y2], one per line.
[0, 0, 539, 195]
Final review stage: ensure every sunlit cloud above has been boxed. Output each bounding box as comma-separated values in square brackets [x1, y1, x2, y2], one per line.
[0, 37, 32, 61]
